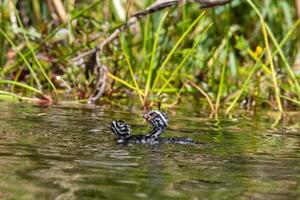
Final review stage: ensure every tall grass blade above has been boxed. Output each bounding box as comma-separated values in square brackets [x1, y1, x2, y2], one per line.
[225, 52, 265, 114]
[120, 34, 144, 104]
[266, 24, 300, 98]
[215, 48, 228, 112]
[157, 23, 213, 95]
[0, 80, 44, 96]
[145, 11, 169, 99]
[107, 72, 145, 96]
[280, 95, 300, 106]
[247, 0, 283, 112]
[14, 5, 57, 94]
[0, 90, 38, 102]
[0, 28, 42, 89]
[151, 11, 206, 92]
[2, 0, 102, 76]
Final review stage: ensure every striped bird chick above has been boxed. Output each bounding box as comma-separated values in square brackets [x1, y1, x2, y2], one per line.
[110, 119, 156, 144]
[110, 110, 199, 146]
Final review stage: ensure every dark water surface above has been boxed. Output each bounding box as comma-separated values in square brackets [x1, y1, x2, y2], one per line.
[0, 102, 300, 200]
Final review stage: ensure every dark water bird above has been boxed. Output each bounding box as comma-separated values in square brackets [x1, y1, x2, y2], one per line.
[110, 120, 156, 144]
[110, 110, 199, 145]
[143, 110, 168, 139]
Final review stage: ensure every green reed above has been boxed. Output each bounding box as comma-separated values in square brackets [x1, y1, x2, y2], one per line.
[0, 0, 299, 113]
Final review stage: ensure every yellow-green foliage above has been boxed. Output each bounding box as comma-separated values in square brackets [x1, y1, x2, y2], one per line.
[0, 0, 299, 112]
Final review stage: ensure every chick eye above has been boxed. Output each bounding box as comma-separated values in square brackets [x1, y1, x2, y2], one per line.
[117, 120, 125, 125]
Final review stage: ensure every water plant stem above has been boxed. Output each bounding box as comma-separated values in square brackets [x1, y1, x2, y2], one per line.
[107, 72, 145, 96]
[151, 12, 206, 92]
[246, 0, 283, 112]
[145, 11, 169, 99]
[0, 80, 44, 97]
[215, 48, 228, 112]
[157, 22, 213, 96]
[14, 5, 57, 94]
[120, 34, 144, 104]
[225, 52, 264, 114]
[0, 28, 42, 90]
[2, 0, 102, 76]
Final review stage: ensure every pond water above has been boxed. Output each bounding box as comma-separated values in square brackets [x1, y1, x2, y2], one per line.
[0, 102, 299, 200]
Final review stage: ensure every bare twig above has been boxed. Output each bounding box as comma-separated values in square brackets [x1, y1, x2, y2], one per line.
[195, 0, 232, 8]
[171, 80, 215, 113]
[187, 80, 215, 113]
[88, 51, 108, 104]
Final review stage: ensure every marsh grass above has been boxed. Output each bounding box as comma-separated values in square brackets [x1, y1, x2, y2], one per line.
[14, 5, 57, 94]
[0, 0, 299, 113]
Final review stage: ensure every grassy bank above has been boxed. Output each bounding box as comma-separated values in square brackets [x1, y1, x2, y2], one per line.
[0, 0, 299, 113]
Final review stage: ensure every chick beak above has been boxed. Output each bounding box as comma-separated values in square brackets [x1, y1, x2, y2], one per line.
[143, 114, 148, 121]
[143, 113, 154, 121]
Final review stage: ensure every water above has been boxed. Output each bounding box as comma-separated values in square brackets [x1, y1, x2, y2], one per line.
[0, 102, 300, 200]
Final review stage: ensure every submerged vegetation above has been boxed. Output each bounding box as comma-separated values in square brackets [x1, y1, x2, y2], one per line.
[0, 0, 300, 113]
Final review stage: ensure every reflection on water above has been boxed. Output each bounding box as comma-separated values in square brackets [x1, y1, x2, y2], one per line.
[0, 102, 300, 199]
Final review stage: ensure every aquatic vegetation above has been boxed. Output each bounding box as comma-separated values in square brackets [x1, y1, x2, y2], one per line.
[0, 0, 299, 113]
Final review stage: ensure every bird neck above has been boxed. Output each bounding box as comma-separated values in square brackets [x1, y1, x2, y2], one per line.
[146, 126, 164, 139]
